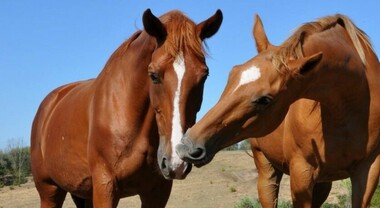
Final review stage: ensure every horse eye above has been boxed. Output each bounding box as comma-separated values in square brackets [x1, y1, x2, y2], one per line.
[253, 96, 273, 107]
[149, 72, 161, 84]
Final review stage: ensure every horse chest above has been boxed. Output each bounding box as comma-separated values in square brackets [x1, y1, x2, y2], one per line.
[112, 155, 166, 197]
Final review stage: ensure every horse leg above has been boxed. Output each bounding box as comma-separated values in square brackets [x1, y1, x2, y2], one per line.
[253, 150, 283, 208]
[351, 153, 380, 208]
[91, 166, 119, 208]
[71, 194, 93, 208]
[140, 179, 172, 208]
[34, 180, 67, 208]
[312, 182, 332, 208]
[289, 159, 315, 208]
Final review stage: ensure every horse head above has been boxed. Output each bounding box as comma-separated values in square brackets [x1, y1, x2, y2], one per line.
[176, 15, 322, 167]
[143, 9, 222, 179]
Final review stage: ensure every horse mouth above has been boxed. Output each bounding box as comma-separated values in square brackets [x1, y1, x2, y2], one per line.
[190, 151, 216, 168]
[177, 163, 192, 179]
[160, 161, 193, 180]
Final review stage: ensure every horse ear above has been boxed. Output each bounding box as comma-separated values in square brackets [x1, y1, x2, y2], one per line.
[197, 9, 223, 40]
[288, 52, 323, 74]
[253, 14, 271, 53]
[143, 9, 167, 44]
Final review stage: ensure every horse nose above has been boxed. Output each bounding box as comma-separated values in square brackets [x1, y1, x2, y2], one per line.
[159, 156, 192, 180]
[188, 147, 206, 159]
[176, 139, 206, 162]
[160, 156, 170, 176]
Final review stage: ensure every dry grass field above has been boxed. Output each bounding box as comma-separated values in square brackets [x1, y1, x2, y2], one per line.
[0, 151, 346, 208]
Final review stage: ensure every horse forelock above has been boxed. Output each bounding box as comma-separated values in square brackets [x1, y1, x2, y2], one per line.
[160, 10, 205, 59]
[273, 14, 374, 75]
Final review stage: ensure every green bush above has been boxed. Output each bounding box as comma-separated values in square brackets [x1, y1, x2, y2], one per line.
[0, 141, 31, 187]
[278, 201, 292, 208]
[336, 179, 380, 208]
[234, 197, 259, 208]
[321, 203, 339, 208]
[336, 179, 351, 207]
[371, 183, 380, 207]
[234, 197, 293, 208]
[224, 139, 251, 151]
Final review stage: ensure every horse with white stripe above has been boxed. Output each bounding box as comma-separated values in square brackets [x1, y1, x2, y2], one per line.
[177, 14, 380, 207]
[31, 9, 222, 208]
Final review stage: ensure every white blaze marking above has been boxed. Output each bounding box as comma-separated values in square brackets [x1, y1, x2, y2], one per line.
[171, 51, 186, 167]
[234, 65, 261, 92]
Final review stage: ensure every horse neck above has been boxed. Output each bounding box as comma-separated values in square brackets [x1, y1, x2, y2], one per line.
[93, 32, 158, 139]
[291, 28, 377, 127]
[97, 31, 153, 85]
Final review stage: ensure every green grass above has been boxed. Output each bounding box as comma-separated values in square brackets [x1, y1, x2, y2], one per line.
[233, 197, 340, 208]
[234, 179, 380, 208]
[234, 197, 292, 208]
[331, 179, 380, 208]
[370, 183, 380, 207]
[233, 197, 259, 208]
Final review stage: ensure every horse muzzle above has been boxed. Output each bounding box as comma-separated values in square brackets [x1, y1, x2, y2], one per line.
[175, 131, 214, 168]
[158, 153, 192, 180]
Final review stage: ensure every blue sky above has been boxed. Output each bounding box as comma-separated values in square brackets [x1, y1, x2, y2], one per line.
[0, 1, 379, 149]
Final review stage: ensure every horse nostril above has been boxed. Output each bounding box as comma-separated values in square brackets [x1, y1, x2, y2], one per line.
[189, 147, 205, 159]
[161, 157, 168, 170]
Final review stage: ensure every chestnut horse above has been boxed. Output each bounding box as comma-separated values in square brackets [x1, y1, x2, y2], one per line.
[176, 14, 380, 207]
[31, 9, 222, 208]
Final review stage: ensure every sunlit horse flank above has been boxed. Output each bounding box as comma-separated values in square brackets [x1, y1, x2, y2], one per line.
[31, 9, 222, 208]
[176, 14, 380, 207]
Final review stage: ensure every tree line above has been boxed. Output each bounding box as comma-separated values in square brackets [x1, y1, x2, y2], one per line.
[224, 139, 251, 151]
[0, 139, 31, 187]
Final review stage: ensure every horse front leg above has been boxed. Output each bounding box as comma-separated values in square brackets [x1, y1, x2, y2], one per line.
[139, 179, 172, 208]
[71, 194, 93, 208]
[91, 166, 119, 208]
[312, 182, 332, 208]
[35, 181, 67, 208]
[289, 158, 315, 208]
[253, 150, 283, 208]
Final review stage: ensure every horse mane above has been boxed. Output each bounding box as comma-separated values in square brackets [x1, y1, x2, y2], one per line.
[102, 30, 143, 72]
[273, 14, 374, 74]
[102, 11, 204, 73]
[159, 10, 205, 58]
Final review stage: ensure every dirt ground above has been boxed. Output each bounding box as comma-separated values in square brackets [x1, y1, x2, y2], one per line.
[0, 151, 346, 208]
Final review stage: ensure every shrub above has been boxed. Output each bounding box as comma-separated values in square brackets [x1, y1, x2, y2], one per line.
[336, 179, 351, 207]
[0, 139, 31, 187]
[278, 201, 292, 208]
[234, 197, 259, 208]
[336, 179, 380, 207]
[371, 183, 380, 207]
[234, 197, 293, 208]
[321, 203, 339, 208]
[229, 186, 237, 192]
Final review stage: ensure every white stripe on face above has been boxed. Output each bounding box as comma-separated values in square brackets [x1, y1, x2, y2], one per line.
[233, 65, 261, 92]
[171, 51, 186, 167]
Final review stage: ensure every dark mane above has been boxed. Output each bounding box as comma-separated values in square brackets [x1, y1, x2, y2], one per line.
[159, 10, 205, 58]
[273, 14, 373, 73]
